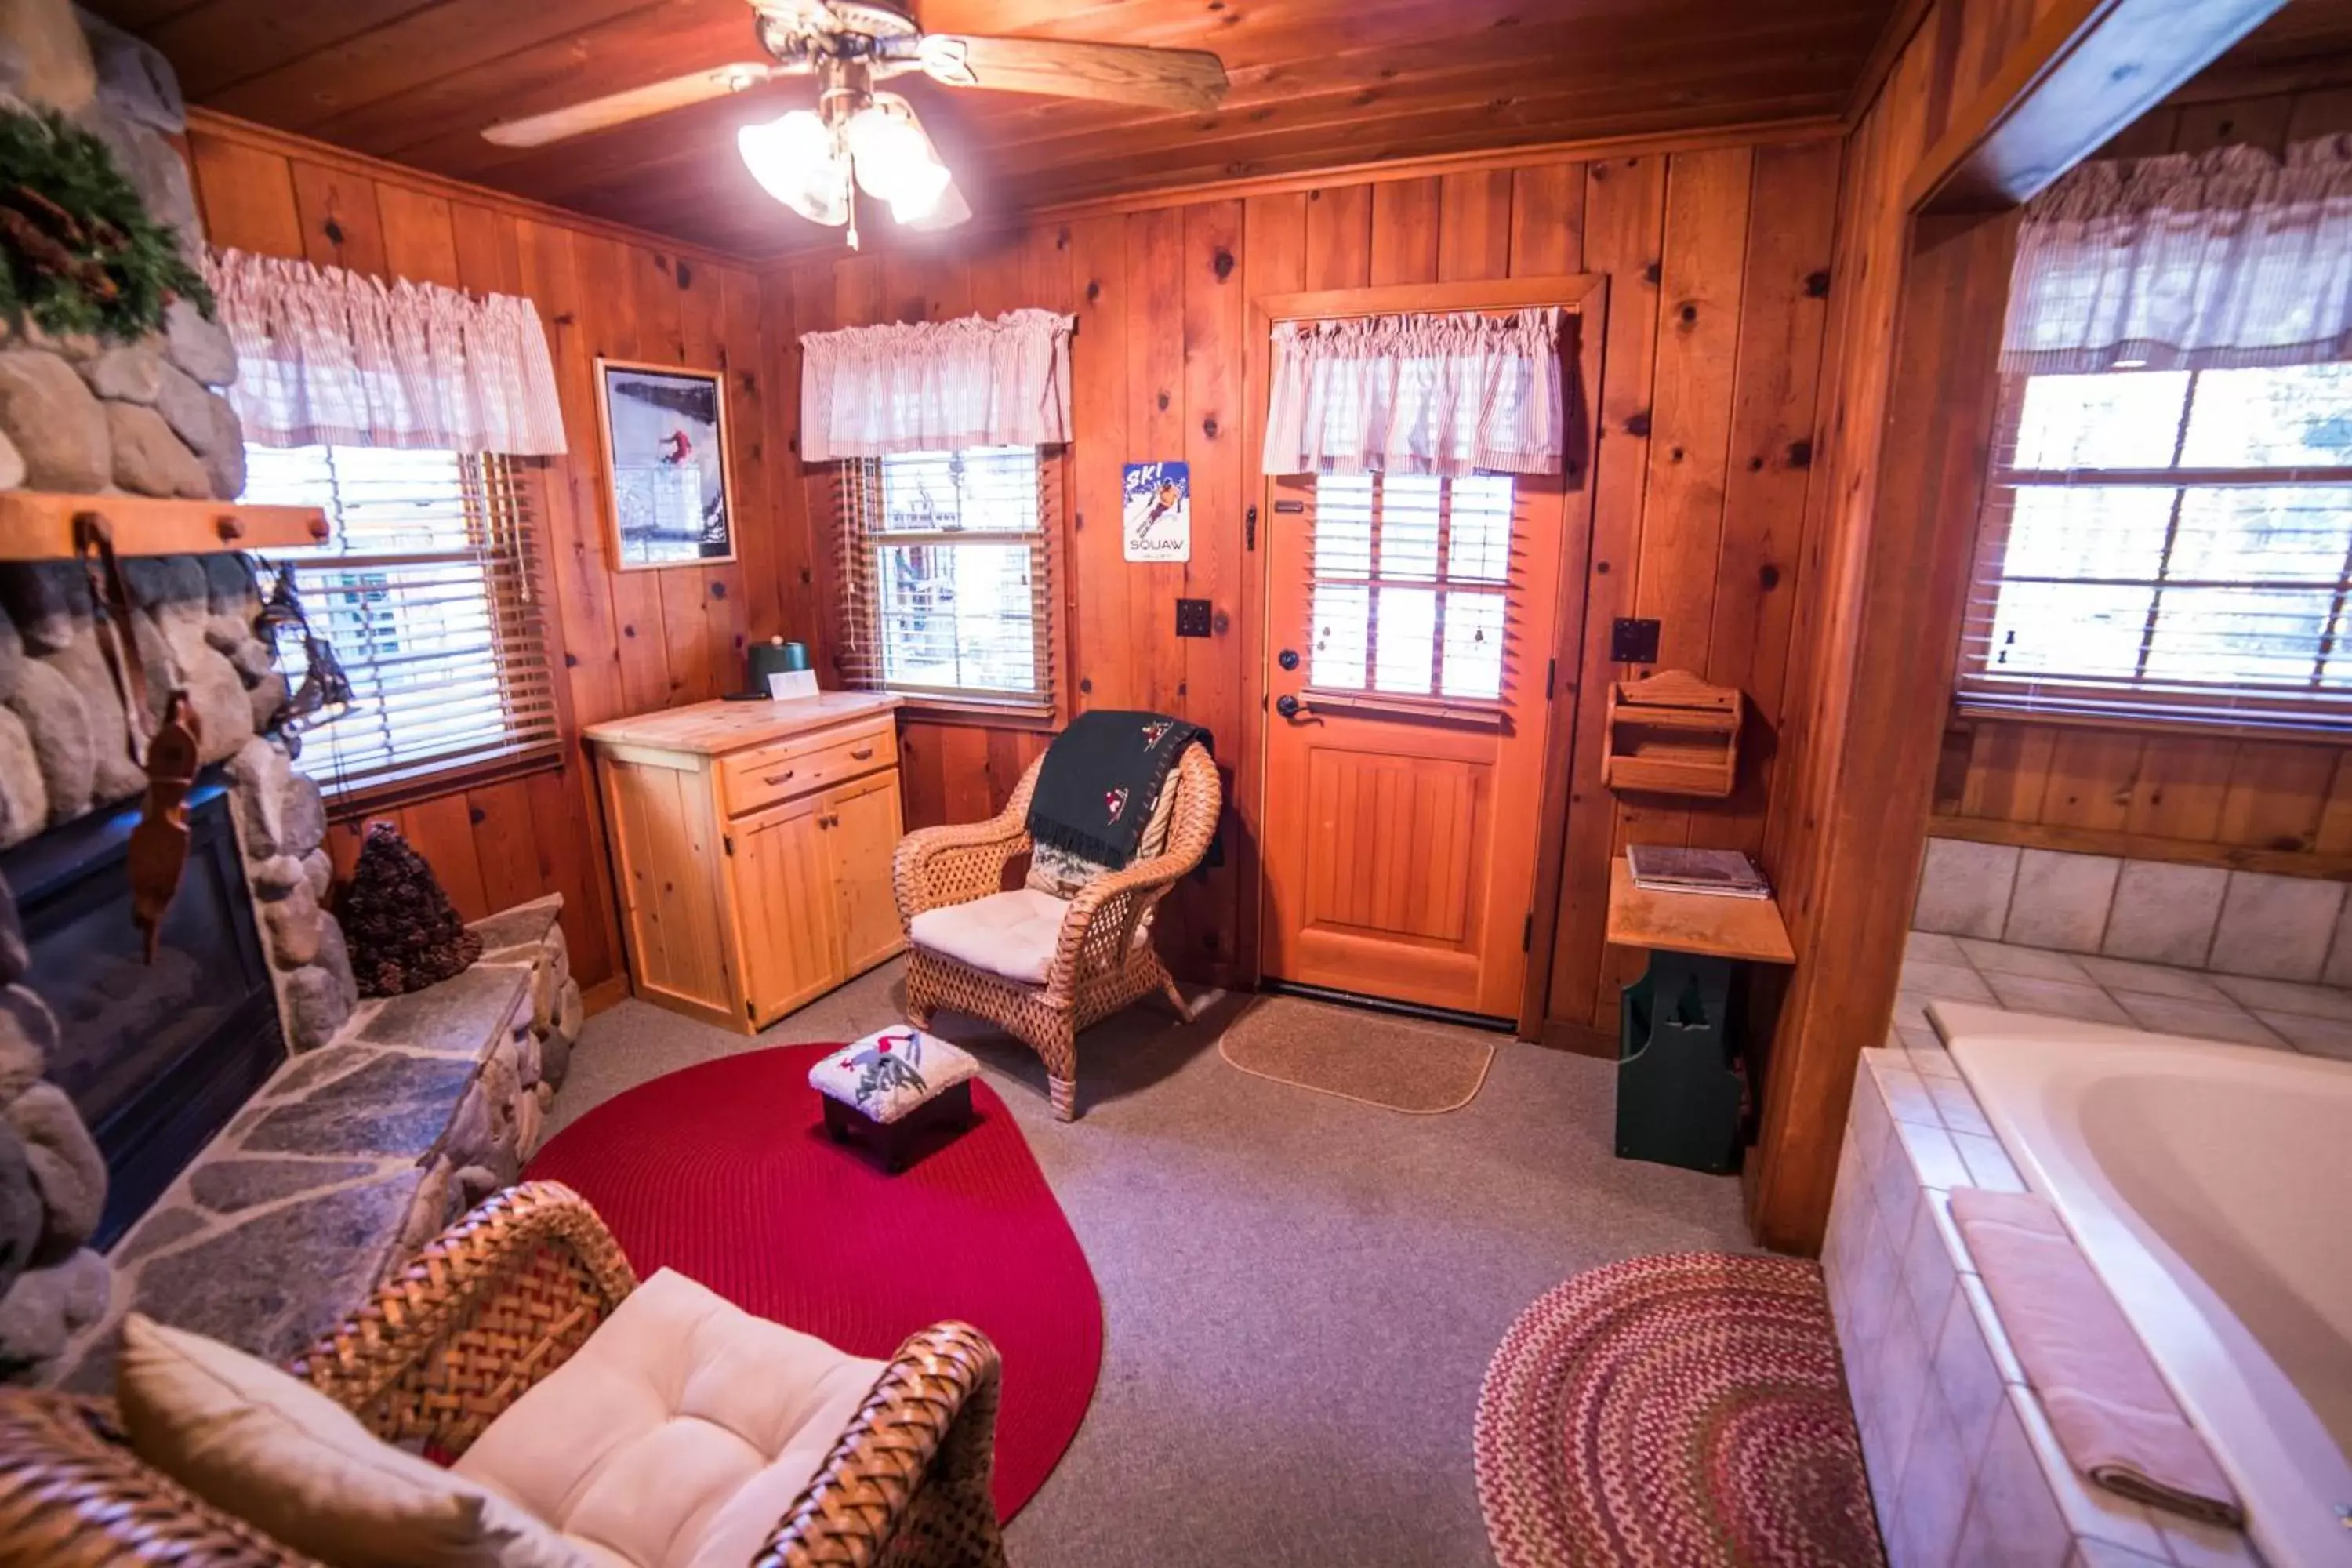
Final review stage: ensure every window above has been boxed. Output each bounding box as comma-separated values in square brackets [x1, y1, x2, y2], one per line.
[242, 445, 561, 801]
[1958, 364, 2352, 734]
[1305, 473, 1515, 702]
[835, 445, 1056, 710]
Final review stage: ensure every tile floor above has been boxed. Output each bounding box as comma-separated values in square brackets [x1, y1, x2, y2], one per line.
[1894, 930, 2352, 1060]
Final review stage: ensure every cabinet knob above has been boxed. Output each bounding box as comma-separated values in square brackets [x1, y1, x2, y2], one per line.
[849, 746, 875, 760]
[764, 768, 797, 785]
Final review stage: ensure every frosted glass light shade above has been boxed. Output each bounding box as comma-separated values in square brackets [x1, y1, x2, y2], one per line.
[738, 111, 849, 226]
[844, 103, 951, 220]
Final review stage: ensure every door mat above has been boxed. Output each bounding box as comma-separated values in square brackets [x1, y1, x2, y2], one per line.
[1217, 995, 1497, 1113]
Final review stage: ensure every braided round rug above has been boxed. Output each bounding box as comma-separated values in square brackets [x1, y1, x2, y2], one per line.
[1475, 1253, 1883, 1568]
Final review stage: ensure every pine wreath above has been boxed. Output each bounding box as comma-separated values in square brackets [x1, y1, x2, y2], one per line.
[338, 821, 483, 998]
[0, 107, 210, 342]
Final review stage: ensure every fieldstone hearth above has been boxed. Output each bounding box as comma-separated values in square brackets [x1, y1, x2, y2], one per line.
[63, 895, 580, 1388]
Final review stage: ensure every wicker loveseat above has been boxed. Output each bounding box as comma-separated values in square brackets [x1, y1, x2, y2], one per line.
[894, 743, 1219, 1121]
[0, 1182, 1006, 1568]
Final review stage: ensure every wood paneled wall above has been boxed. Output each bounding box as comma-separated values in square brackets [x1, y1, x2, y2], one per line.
[760, 135, 1846, 1023]
[1929, 75, 2352, 877]
[1746, 0, 2274, 1250]
[185, 115, 797, 994]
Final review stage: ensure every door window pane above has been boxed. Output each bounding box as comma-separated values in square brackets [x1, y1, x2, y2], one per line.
[1442, 590, 1505, 700]
[1373, 585, 1437, 694]
[1307, 474, 1519, 701]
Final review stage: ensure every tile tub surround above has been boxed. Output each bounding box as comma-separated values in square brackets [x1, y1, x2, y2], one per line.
[1895, 931, 2352, 1061]
[1821, 1053, 2260, 1568]
[1912, 839, 2351, 984]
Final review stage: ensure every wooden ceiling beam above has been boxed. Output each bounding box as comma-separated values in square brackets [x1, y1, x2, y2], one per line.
[1904, 0, 2292, 212]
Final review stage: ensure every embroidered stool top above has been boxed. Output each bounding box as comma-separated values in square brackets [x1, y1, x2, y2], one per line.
[808, 1027, 981, 1123]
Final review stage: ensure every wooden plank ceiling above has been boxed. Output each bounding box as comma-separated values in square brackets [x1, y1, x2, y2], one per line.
[93, 0, 1894, 257]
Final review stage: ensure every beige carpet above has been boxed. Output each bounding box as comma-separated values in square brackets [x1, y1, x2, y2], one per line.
[556, 963, 1754, 1568]
[1217, 994, 1498, 1113]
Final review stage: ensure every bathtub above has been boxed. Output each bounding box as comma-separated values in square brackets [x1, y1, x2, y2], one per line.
[1934, 1001, 2352, 1568]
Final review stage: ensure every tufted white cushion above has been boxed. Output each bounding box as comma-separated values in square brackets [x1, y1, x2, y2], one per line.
[454, 1269, 884, 1568]
[906, 887, 1073, 985]
[808, 1028, 979, 1124]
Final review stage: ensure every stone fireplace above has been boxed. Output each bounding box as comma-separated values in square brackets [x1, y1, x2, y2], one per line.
[0, 4, 584, 1387]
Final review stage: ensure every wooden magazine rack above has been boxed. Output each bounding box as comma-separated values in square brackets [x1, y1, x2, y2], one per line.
[1601, 669, 1743, 798]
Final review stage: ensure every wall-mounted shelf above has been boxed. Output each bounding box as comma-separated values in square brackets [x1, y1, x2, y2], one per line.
[1602, 669, 1744, 797]
[0, 493, 328, 561]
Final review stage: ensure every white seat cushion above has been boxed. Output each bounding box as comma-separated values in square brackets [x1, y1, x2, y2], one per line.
[807, 1028, 980, 1123]
[907, 887, 1073, 985]
[455, 1269, 884, 1568]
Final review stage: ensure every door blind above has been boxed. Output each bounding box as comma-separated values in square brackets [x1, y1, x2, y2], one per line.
[1957, 365, 2352, 735]
[833, 445, 1058, 712]
[245, 445, 562, 801]
[1302, 473, 1521, 705]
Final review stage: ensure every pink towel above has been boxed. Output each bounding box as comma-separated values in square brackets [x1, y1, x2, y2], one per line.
[1950, 1188, 2245, 1529]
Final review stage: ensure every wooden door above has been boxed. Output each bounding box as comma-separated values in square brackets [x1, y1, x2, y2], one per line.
[728, 793, 840, 1026]
[822, 770, 906, 978]
[1260, 470, 1566, 1019]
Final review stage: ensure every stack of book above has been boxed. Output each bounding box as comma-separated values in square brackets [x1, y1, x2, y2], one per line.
[1625, 845, 1772, 899]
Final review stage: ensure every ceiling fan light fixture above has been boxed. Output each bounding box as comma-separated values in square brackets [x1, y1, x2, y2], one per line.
[845, 100, 951, 220]
[738, 110, 850, 225]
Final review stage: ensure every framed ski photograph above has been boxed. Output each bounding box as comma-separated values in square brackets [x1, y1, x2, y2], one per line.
[594, 358, 739, 570]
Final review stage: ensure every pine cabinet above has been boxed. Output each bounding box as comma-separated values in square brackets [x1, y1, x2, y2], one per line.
[585, 693, 906, 1034]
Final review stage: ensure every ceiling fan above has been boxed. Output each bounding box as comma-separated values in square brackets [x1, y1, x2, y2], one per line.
[482, 2, 1230, 248]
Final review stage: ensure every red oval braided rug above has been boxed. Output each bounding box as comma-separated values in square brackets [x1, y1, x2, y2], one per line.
[524, 1043, 1102, 1522]
[1475, 1253, 1884, 1568]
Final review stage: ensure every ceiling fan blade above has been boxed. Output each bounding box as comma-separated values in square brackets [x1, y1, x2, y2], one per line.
[905, 177, 972, 233]
[481, 63, 786, 148]
[914, 35, 1228, 112]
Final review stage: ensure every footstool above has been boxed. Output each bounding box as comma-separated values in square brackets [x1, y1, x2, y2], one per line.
[810, 1026, 981, 1172]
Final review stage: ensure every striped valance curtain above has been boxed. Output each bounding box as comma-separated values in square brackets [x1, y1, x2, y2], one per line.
[2002, 136, 2352, 375]
[1261, 307, 1563, 478]
[205, 248, 568, 456]
[800, 309, 1076, 463]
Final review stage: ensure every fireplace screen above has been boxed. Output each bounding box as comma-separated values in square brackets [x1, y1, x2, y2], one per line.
[2, 777, 282, 1247]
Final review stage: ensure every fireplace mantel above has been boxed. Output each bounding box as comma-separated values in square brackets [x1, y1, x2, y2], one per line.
[0, 494, 326, 561]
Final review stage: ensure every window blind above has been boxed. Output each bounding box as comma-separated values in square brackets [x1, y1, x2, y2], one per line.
[1303, 472, 1520, 704]
[244, 444, 562, 800]
[833, 445, 1058, 711]
[1956, 365, 2352, 735]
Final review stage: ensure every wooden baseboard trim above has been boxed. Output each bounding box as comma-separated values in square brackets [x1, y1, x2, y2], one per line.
[581, 975, 631, 1018]
[1536, 1018, 1618, 1060]
[1926, 813, 2352, 880]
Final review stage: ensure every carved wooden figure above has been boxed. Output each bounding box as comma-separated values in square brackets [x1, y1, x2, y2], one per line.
[126, 690, 201, 962]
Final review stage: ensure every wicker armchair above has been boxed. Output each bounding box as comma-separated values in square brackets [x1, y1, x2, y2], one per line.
[0, 1182, 1006, 1568]
[895, 744, 1219, 1121]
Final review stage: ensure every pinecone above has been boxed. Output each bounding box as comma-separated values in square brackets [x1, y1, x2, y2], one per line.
[337, 822, 482, 998]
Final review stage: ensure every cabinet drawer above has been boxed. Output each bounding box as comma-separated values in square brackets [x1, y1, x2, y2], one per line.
[720, 720, 895, 817]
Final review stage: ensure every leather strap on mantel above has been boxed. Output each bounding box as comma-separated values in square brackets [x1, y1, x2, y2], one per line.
[72, 510, 152, 768]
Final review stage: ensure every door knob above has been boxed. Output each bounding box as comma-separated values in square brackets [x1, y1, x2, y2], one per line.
[1278, 648, 1301, 671]
[1276, 694, 1302, 719]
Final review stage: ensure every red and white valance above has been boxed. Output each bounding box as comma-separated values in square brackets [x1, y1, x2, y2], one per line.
[2005, 136, 2352, 375]
[800, 309, 1075, 463]
[1261, 307, 1563, 478]
[205, 248, 568, 456]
